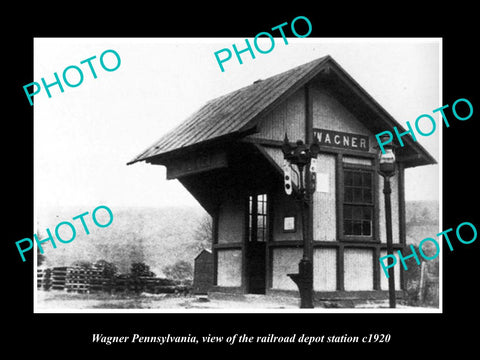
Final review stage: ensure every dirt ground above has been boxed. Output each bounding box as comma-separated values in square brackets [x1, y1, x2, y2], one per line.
[35, 291, 300, 310]
[35, 290, 437, 311]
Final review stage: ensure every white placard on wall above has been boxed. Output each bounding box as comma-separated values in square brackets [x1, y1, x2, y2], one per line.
[317, 172, 329, 193]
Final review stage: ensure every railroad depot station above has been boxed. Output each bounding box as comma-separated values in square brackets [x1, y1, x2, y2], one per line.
[128, 55, 436, 304]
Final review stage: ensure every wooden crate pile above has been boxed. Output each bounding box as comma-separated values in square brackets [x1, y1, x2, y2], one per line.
[37, 268, 51, 290]
[65, 266, 103, 293]
[46, 266, 105, 293]
[50, 267, 69, 290]
[38, 266, 191, 294]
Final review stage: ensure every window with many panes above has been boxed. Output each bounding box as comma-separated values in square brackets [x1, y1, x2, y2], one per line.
[248, 194, 268, 242]
[343, 169, 373, 237]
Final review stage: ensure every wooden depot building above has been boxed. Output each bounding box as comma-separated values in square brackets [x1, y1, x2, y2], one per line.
[128, 56, 436, 303]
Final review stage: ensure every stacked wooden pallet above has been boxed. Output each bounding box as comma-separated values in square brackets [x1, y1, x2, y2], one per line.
[51, 267, 69, 290]
[37, 266, 191, 294]
[65, 266, 103, 293]
[37, 268, 51, 290]
[44, 266, 104, 293]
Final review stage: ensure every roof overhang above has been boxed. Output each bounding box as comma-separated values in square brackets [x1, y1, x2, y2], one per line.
[312, 60, 437, 168]
[128, 55, 437, 169]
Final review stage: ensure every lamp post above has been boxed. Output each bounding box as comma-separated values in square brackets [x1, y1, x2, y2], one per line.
[281, 133, 319, 309]
[377, 134, 397, 308]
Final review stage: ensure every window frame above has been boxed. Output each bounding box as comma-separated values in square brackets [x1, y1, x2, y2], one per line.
[339, 160, 379, 243]
[248, 193, 269, 242]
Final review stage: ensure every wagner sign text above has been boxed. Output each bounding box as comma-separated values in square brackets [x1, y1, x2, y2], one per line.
[313, 128, 369, 152]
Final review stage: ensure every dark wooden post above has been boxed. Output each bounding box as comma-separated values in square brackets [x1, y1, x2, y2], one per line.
[383, 176, 396, 308]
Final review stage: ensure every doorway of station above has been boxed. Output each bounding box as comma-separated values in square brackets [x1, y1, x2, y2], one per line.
[246, 193, 268, 294]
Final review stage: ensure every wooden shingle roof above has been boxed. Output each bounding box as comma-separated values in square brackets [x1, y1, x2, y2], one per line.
[127, 56, 330, 165]
[128, 55, 436, 167]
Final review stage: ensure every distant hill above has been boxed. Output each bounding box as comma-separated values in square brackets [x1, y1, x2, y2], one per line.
[405, 200, 439, 245]
[37, 200, 439, 274]
[37, 205, 210, 276]
[405, 200, 439, 225]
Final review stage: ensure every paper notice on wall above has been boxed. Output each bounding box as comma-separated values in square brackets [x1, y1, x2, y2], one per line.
[317, 172, 329, 193]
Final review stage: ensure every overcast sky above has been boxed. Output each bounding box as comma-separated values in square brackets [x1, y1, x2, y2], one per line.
[34, 38, 441, 213]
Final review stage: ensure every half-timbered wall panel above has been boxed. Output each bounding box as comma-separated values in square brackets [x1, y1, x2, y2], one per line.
[272, 190, 303, 241]
[217, 249, 242, 287]
[379, 250, 401, 290]
[271, 248, 303, 290]
[344, 248, 374, 290]
[217, 193, 245, 244]
[311, 86, 376, 154]
[313, 153, 336, 241]
[313, 248, 337, 291]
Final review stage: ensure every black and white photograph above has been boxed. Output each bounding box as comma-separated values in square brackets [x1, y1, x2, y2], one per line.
[7, 8, 479, 355]
[32, 38, 441, 312]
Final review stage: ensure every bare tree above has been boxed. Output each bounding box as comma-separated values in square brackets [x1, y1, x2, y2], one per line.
[163, 260, 193, 281]
[130, 262, 155, 277]
[189, 214, 213, 254]
[37, 247, 45, 266]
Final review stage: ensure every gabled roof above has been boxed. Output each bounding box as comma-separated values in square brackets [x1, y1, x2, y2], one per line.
[194, 248, 212, 261]
[128, 55, 436, 167]
[127, 56, 330, 165]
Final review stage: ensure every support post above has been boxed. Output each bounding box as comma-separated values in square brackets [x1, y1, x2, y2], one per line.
[383, 176, 396, 308]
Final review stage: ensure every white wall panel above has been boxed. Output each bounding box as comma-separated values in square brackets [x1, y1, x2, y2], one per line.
[313, 248, 337, 291]
[271, 248, 303, 290]
[344, 248, 374, 290]
[217, 249, 242, 287]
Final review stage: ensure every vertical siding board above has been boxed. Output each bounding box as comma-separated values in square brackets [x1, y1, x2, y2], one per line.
[379, 250, 401, 290]
[271, 248, 303, 290]
[311, 86, 376, 153]
[313, 248, 337, 291]
[213, 249, 218, 286]
[272, 190, 303, 241]
[280, 99, 287, 140]
[262, 147, 284, 171]
[344, 248, 374, 291]
[286, 87, 305, 141]
[217, 250, 243, 287]
[217, 194, 245, 244]
[213, 206, 219, 245]
[250, 88, 305, 141]
[313, 153, 336, 241]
